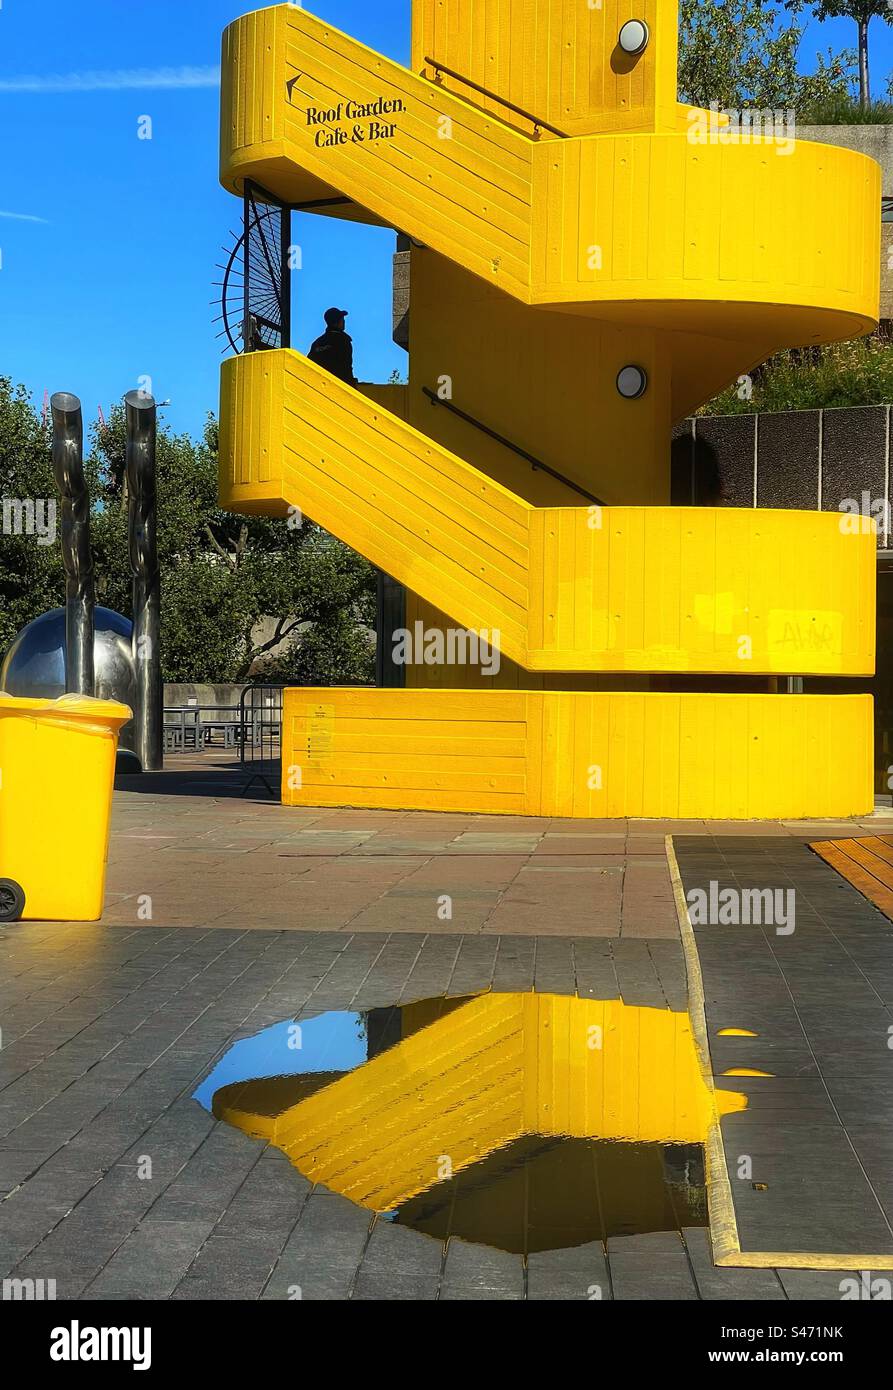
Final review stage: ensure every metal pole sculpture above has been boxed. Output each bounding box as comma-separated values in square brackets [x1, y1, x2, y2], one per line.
[124, 390, 162, 771]
[50, 392, 94, 695]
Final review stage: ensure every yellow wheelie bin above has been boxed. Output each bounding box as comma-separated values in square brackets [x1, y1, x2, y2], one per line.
[0, 693, 132, 922]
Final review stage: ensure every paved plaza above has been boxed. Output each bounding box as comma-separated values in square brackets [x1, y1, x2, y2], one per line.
[0, 758, 890, 1299]
[0, 922, 869, 1301]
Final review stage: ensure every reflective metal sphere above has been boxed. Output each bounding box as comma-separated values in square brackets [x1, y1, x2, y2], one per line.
[0, 607, 138, 758]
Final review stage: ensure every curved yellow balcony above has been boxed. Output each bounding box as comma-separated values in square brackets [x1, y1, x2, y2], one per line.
[220, 4, 878, 344]
[220, 349, 876, 678]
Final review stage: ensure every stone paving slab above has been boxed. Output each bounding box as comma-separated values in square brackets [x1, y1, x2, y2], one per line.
[75, 752, 886, 937]
[98, 786, 680, 937]
[674, 835, 893, 1266]
[0, 921, 867, 1300]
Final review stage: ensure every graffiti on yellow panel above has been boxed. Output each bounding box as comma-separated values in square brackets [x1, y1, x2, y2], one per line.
[767, 610, 844, 658]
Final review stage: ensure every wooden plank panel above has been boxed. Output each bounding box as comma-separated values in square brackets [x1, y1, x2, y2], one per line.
[222, 351, 875, 676]
[282, 689, 873, 819]
[811, 840, 893, 921]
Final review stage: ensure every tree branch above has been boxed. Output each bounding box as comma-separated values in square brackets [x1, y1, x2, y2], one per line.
[204, 522, 237, 571]
[250, 614, 304, 660]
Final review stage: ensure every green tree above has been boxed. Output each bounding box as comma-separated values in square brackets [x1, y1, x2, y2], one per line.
[679, 0, 853, 109]
[0, 379, 61, 654]
[791, 2, 891, 106]
[0, 381, 376, 685]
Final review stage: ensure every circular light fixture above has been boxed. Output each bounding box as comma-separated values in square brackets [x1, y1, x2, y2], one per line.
[616, 365, 648, 399]
[618, 19, 650, 56]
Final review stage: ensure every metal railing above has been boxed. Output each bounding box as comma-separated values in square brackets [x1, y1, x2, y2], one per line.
[162, 692, 283, 768]
[239, 684, 283, 797]
[242, 181, 291, 352]
[423, 56, 568, 139]
[421, 386, 604, 505]
[218, 188, 358, 357]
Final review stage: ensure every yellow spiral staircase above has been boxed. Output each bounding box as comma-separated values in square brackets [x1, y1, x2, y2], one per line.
[218, 0, 879, 819]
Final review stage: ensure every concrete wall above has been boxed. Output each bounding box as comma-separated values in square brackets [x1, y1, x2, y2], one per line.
[393, 233, 410, 350]
[164, 683, 247, 717]
[672, 407, 890, 548]
[799, 123, 893, 174]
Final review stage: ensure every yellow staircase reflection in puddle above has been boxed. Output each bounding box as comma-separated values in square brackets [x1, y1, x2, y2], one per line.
[212, 993, 746, 1221]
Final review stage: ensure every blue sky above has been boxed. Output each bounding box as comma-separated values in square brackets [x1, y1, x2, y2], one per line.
[0, 0, 891, 442]
[192, 1011, 367, 1111]
[0, 0, 410, 441]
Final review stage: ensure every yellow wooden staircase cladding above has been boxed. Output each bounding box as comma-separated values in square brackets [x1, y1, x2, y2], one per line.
[411, 0, 685, 138]
[279, 995, 527, 1208]
[220, 4, 878, 339]
[530, 136, 878, 339]
[221, 3, 534, 299]
[220, 350, 876, 677]
[283, 688, 873, 819]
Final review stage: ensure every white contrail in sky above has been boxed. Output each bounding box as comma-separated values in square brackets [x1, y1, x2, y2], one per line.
[0, 65, 220, 93]
[0, 210, 49, 223]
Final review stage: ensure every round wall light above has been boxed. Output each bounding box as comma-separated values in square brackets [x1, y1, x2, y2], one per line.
[618, 20, 650, 56]
[616, 365, 648, 399]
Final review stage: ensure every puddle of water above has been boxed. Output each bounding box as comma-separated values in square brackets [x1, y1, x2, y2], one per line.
[195, 993, 746, 1255]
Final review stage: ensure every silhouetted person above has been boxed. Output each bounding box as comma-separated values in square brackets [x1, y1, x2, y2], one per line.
[308, 307, 356, 385]
[692, 436, 726, 505]
[671, 431, 726, 505]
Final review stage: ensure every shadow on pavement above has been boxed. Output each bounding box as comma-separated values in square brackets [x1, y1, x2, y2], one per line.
[115, 754, 281, 802]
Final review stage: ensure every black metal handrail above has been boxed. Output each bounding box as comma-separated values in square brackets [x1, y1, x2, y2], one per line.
[424, 56, 568, 139]
[422, 386, 604, 506]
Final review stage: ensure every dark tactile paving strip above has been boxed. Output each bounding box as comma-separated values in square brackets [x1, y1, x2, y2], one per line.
[674, 835, 893, 1265]
[0, 921, 863, 1300]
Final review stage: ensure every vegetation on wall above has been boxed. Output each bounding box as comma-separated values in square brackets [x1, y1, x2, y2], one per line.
[0, 378, 376, 684]
[677, 4, 893, 411]
[796, 90, 893, 120]
[699, 337, 893, 415]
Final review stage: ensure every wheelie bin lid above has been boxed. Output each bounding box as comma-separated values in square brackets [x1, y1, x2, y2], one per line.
[0, 692, 132, 728]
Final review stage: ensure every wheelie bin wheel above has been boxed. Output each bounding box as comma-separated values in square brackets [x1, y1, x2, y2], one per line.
[0, 879, 25, 922]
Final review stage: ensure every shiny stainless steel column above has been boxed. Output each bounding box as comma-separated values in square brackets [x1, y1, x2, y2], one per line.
[51, 392, 94, 695]
[124, 390, 162, 770]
